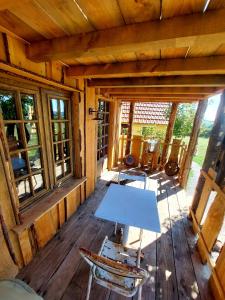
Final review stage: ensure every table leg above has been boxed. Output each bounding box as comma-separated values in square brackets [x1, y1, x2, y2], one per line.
[122, 225, 130, 246]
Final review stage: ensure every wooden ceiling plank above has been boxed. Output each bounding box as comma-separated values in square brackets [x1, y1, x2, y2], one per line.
[66, 56, 225, 78]
[34, 0, 94, 35]
[27, 8, 225, 62]
[0, 10, 44, 42]
[87, 75, 225, 88]
[117, 0, 161, 24]
[8, 0, 67, 39]
[162, 0, 205, 19]
[75, 0, 124, 29]
[100, 87, 218, 95]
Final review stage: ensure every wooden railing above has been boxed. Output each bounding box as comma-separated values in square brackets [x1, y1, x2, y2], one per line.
[190, 168, 225, 300]
[118, 134, 187, 183]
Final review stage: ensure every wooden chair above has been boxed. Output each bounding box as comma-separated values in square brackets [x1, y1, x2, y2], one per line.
[79, 236, 149, 300]
[118, 168, 148, 189]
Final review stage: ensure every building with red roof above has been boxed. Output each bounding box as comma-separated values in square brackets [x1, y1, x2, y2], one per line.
[121, 102, 170, 138]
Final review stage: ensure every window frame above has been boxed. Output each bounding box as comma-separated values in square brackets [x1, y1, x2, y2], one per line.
[0, 80, 75, 211]
[47, 93, 74, 185]
[97, 100, 110, 161]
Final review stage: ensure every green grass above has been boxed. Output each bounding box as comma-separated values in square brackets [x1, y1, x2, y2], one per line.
[183, 136, 209, 167]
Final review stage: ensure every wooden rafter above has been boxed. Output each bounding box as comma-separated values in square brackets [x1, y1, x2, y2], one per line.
[108, 94, 205, 99]
[67, 56, 225, 78]
[88, 75, 225, 88]
[113, 98, 198, 103]
[27, 9, 225, 62]
[100, 87, 219, 96]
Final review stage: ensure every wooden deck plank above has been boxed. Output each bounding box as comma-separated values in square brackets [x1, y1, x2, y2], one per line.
[173, 181, 214, 300]
[165, 174, 200, 299]
[155, 172, 179, 300]
[16, 171, 211, 300]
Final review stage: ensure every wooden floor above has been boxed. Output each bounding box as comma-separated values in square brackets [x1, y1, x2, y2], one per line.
[17, 171, 214, 300]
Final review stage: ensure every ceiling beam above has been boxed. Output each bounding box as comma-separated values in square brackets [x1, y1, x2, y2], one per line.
[109, 94, 205, 99]
[88, 75, 225, 88]
[100, 87, 219, 95]
[113, 97, 197, 103]
[67, 56, 225, 78]
[27, 9, 225, 62]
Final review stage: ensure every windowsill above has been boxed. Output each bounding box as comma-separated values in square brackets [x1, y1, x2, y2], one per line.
[13, 177, 87, 235]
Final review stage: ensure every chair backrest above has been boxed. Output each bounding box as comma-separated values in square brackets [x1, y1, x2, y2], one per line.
[79, 247, 149, 281]
[118, 169, 147, 189]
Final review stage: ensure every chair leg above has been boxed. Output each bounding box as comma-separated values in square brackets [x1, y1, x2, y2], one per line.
[114, 222, 118, 236]
[138, 285, 142, 300]
[86, 270, 93, 300]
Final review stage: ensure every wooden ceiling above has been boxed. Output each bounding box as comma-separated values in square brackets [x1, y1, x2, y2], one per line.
[1, 0, 225, 101]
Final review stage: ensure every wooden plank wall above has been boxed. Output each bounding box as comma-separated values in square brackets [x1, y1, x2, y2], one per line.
[15, 186, 84, 266]
[85, 85, 97, 197]
[0, 32, 110, 275]
[190, 169, 225, 300]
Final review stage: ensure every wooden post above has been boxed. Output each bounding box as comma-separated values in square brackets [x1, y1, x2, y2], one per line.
[180, 100, 208, 188]
[125, 102, 135, 155]
[215, 135, 225, 188]
[160, 102, 178, 168]
[191, 92, 225, 212]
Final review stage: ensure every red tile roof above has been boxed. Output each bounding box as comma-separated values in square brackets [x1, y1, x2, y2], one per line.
[121, 102, 170, 125]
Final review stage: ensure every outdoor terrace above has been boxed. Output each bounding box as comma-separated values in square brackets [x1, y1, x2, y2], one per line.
[17, 171, 213, 300]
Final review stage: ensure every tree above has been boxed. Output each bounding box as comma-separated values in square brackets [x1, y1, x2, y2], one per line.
[166, 103, 197, 138]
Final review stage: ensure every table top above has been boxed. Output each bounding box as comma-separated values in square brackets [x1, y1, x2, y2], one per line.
[95, 183, 161, 233]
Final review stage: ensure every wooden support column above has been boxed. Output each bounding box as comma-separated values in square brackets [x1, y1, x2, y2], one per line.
[125, 102, 135, 155]
[160, 102, 178, 168]
[215, 135, 225, 188]
[191, 92, 225, 212]
[181, 100, 208, 188]
[108, 99, 121, 169]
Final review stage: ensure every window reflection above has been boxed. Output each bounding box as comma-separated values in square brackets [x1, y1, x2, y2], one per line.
[0, 90, 17, 120]
[28, 149, 42, 170]
[11, 152, 28, 178]
[21, 94, 36, 120]
[17, 178, 31, 202]
[50, 99, 58, 119]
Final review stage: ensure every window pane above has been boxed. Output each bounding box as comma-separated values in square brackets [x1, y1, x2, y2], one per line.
[61, 122, 69, 140]
[52, 122, 60, 142]
[50, 99, 58, 120]
[21, 94, 36, 120]
[60, 100, 67, 119]
[17, 177, 32, 202]
[54, 143, 63, 161]
[32, 172, 44, 193]
[56, 163, 63, 180]
[28, 148, 42, 171]
[25, 123, 39, 146]
[64, 160, 71, 176]
[11, 152, 28, 178]
[63, 141, 70, 158]
[0, 90, 17, 120]
[5, 123, 24, 150]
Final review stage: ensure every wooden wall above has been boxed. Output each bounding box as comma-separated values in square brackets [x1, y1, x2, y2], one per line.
[0, 32, 116, 277]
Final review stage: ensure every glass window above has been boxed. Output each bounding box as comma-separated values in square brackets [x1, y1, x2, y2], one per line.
[0, 86, 74, 210]
[0, 90, 45, 208]
[97, 100, 110, 160]
[50, 97, 72, 182]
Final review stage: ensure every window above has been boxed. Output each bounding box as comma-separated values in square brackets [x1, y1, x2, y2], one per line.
[49, 97, 72, 182]
[0, 90, 45, 206]
[0, 85, 74, 210]
[97, 100, 110, 160]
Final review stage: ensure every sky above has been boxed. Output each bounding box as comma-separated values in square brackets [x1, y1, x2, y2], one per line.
[204, 93, 221, 122]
